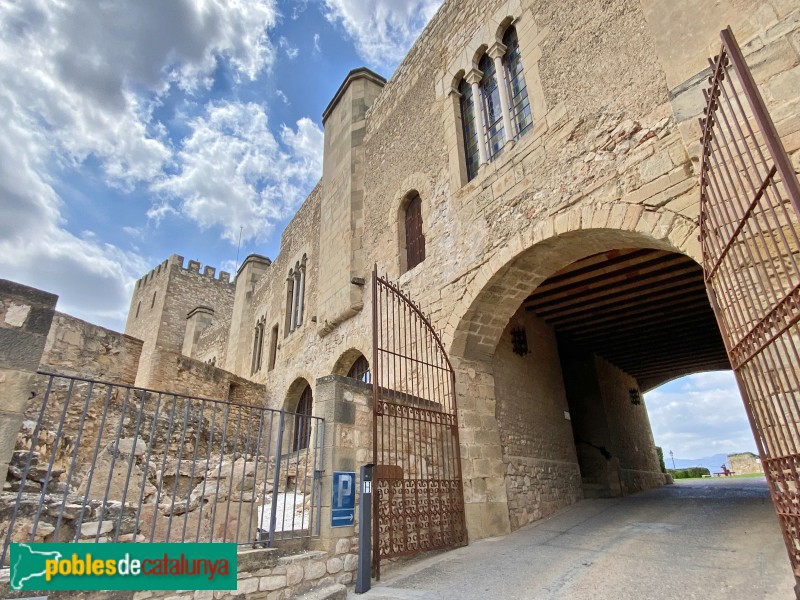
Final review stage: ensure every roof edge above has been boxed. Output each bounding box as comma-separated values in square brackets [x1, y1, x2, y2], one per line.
[322, 67, 387, 124]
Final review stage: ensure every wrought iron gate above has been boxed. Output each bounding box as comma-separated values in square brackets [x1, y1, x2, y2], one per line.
[700, 27, 800, 584]
[371, 267, 467, 577]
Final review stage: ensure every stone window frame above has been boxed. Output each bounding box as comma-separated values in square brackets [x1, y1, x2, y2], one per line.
[267, 323, 279, 371]
[403, 191, 426, 272]
[251, 316, 266, 374]
[394, 173, 433, 278]
[440, 4, 547, 190]
[284, 253, 308, 337]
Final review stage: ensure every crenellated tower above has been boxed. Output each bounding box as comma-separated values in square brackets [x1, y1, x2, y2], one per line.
[125, 254, 235, 387]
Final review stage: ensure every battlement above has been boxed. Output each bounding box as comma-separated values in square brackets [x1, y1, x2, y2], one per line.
[135, 254, 233, 290]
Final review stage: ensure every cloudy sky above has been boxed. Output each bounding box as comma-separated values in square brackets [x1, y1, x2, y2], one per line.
[0, 0, 442, 331]
[0, 0, 754, 461]
[646, 371, 757, 460]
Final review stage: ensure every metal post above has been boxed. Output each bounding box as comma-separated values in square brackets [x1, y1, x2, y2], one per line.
[356, 464, 374, 594]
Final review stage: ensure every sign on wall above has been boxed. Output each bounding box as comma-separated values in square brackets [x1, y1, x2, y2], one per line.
[331, 471, 356, 528]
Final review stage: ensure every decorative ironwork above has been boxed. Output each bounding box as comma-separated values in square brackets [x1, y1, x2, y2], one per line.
[700, 27, 800, 583]
[371, 266, 466, 578]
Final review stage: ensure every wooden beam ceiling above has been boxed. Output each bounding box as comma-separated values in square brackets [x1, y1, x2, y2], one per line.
[525, 248, 730, 389]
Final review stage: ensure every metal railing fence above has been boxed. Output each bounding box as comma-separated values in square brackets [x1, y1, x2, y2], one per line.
[1, 372, 323, 565]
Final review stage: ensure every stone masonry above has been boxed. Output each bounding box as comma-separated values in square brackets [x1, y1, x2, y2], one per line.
[3, 0, 799, 583]
[107, 0, 800, 542]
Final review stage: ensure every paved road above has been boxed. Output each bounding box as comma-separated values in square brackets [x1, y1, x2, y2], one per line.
[353, 477, 794, 600]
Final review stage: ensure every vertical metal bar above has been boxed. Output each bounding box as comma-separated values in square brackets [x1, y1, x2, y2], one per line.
[258, 410, 275, 542]
[182, 399, 206, 543]
[208, 402, 231, 542]
[134, 391, 163, 543]
[234, 406, 255, 544]
[2, 374, 54, 564]
[93, 386, 132, 542]
[269, 410, 285, 547]
[72, 383, 114, 542]
[165, 398, 191, 542]
[30, 377, 76, 541]
[371, 267, 381, 578]
[149, 393, 179, 542]
[300, 413, 312, 537]
[195, 399, 218, 543]
[315, 414, 324, 537]
[221, 405, 244, 543]
[52, 381, 94, 541]
[249, 408, 265, 543]
[722, 27, 800, 214]
[113, 387, 148, 543]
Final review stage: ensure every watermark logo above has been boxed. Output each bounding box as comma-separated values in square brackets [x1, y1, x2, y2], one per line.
[10, 543, 237, 590]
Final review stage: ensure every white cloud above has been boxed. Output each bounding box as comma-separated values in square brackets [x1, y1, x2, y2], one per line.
[279, 36, 300, 59]
[151, 104, 323, 244]
[313, 33, 322, 54]
[646, 371, 757, 459]
[323, 0, 442, 70]
[291, 0, 310, 20]
[0, 0, 278, 331]
[276, 89, 290, 104]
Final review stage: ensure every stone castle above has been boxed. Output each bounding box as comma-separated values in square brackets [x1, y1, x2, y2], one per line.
[3, 0, 799, 557]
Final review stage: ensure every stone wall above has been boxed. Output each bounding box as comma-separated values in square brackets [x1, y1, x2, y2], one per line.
[0, 545, 357, 600]
[41, 312, 143, 384]
[595, 356, 664, 494]
[127, 256, 234, 388]
[148, 349, 265, 405]
[728, 452, 764, 474]
[225, 187, 323, 399]
[0, 280, 57, 485]
[494, 309, 581, 530]
[119, 0, 800, 542]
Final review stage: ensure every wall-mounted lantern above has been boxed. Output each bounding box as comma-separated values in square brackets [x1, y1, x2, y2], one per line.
[511, 327, 529, 356]
[629, 388, 642, 405]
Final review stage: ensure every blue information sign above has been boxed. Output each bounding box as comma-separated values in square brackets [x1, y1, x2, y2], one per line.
[331, 471, 356, 528]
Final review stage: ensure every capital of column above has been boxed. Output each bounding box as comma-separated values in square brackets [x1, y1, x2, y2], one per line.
[465, 68, 483, 86]
[487, 41, 507, 61]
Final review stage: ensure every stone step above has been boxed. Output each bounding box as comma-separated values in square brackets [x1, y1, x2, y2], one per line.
[294, 583, 347, 600]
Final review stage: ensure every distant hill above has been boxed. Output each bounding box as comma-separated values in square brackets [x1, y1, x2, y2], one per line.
[666, 453, 729, 474]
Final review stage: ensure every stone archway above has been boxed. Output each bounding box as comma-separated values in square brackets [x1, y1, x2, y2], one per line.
[442, 203, 703, 540]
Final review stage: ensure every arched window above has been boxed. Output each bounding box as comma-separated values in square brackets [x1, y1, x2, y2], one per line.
[503, 26, 532, 137]
[347, 354, 371, 383]
[251, 319, 265, 374]
[292, 385, 313, 452]
[404, 193, 425, 271]
[457, 24, 533, 182]
[284, 255, 307, 336]
[479, 54, 504, 160]
[459, 78, 480, 181]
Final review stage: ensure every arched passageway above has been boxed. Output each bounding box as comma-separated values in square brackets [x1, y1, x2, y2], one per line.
[445, 224, 733, 538]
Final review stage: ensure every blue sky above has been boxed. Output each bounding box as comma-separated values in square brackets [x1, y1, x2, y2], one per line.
[0, 0, 442, 329]
[0, 0, 756, 460]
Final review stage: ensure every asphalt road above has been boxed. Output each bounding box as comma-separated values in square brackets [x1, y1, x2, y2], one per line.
[352, 477, 794, 600]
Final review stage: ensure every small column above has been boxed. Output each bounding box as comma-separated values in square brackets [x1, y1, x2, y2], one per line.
[297, 258, 307, 327]
[288, 273, 298, 332]
[291, 268, 301, 331]
[488, 42, 514, 143]
[466, 68, 488, 166]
